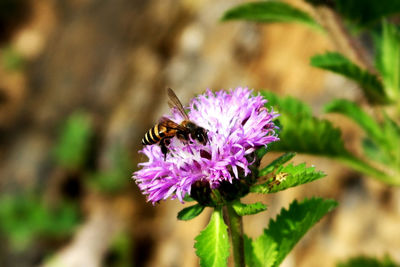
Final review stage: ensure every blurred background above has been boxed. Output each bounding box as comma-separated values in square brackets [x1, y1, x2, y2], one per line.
[0, 0, 399, 266]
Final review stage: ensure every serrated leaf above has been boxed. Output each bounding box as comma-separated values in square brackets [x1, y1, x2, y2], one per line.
[311, 52, 387, 104]
[221, 1, 323, 31]
[336, 255, 399, 267]
[264, 198, 338, 266]
[253, 163, 325, 194]
[177, 204, 205, 221]
[269, 112, 349, 157]
[259, 152, 296, 177]
[334, 0, 400, 26]
[262, 91, 345, 156]
[232, 201, 267, 216]
[195, 209, 230, 267]
[376, 21, 400, 101]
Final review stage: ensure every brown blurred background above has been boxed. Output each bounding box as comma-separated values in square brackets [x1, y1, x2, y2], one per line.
[0, 0, 399, 266]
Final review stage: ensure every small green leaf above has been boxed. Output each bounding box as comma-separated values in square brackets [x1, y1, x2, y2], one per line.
[311, 52, 387, 104]
[177, 204, 205, 221]
[259, 152, 296, 177]
[195, 208, 230, 267]
[221, 1, 323, 31]
[376, 21, 400, 101]
[336, 255, 399, 267]
[253, 163, 325, 194]
[265, 198, 338, 266]
[232, 201, 267, 216]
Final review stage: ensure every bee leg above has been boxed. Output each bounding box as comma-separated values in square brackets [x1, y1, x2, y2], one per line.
[160, 138, 170, 160]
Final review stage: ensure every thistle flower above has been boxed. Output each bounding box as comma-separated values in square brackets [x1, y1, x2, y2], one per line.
[133, 88, 279, 205]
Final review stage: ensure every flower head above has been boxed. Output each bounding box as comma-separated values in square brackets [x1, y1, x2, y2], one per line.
[133, 88, 279, 204]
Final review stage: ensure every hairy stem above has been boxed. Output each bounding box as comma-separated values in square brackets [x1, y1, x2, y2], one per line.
[226, 205, 245, 267]
[315, 6, 377, 75]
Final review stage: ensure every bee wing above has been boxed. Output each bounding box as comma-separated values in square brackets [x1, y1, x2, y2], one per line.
[159, 117, 186, 131]
[167, 88, 189, 120]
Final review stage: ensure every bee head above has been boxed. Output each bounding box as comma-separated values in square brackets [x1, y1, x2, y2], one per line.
[194, 127, 208, 145]
[186, 122, 208, 145]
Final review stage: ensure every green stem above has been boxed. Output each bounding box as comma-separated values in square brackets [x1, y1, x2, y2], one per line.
[226, 205, 245, 267]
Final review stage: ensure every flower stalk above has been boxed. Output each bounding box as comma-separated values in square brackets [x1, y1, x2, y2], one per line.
[226, 204, 245, 267]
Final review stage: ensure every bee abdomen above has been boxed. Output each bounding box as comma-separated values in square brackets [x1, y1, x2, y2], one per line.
[142, 124, 163, 145]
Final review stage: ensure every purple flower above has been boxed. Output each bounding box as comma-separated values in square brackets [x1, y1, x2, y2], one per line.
[133, 88, 279, 204]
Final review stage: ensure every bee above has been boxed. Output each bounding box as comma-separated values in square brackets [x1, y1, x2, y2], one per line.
[142, 88, 208, 159]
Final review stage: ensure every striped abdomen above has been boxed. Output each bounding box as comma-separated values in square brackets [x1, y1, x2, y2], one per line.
[142, 124, 169, 145]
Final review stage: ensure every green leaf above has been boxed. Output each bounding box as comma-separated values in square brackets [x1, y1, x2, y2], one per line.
[195, 208, 230, 267]
[259, 152, 296, 176]
[262, 91, 393, 184]
[253, 163, 325, 194]
[265, 198, 338, 266]
[337, 255, 399, 267]
[334, 0, 400, 26]
[245, 234, 278, 267]
[376, 21, 400, 101]
[324, 99, 383, 143]
[269, 112, 349, 157]
[311, 52, 387, 104]
[221, 1, 323, 31]
[177, 204, 205, 221]
[232, 201, 267, 216]
[53, 112, 93, 169]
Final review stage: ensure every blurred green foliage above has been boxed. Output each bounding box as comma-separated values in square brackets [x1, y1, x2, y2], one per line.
[1, 46, 24, 72]
[54, 111, 132, 193]
[106, 232, 134, 267]
[87, 145, 133, 194]
[53, 112, 93, 170]
[337, 255, 399, 267]
[0, 194, 80, 251]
